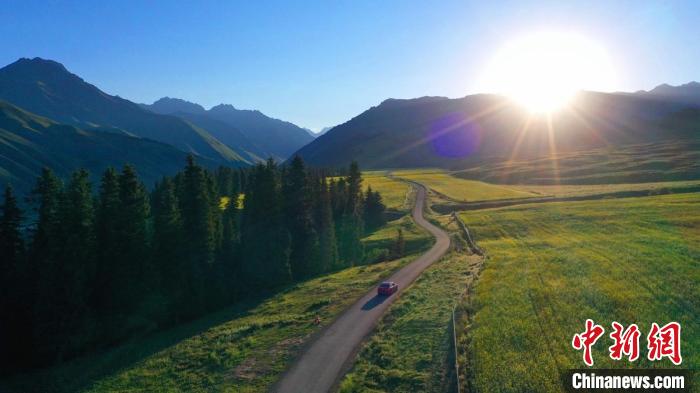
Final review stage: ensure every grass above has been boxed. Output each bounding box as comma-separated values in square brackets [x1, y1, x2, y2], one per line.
[509, 180, 700, 198]
[453, 139, 700, 185]
[339, 253, 482, 393]
[457, 193, 700, 392]
[392, 169, 537, 202]
[362, 171, 412, 211]
[2, 216, 432, 393]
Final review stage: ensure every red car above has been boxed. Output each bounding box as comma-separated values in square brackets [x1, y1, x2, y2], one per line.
[377, 281, 398, 296]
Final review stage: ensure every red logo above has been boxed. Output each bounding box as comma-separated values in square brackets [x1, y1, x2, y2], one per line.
[572, 319, 605, 366]
[647, 322, 682, 365]
[609, 322, 640, 362]
[572, 320, 682, 366]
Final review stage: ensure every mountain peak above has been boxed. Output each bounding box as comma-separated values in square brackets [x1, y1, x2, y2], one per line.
[3, 57, 70, 75]
[149, 97, 206, 115]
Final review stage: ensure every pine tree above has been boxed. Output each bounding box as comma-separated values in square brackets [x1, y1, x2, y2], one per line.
[314, 176, 338, 272]
[392, 228, 405, 259]
[116, 164, 151, 315]
[338, 162, 364, 265]
[93, 167, 122, 324]
[363, 185, 386, 231]
[241, 160, 291, 288]
[179, 156, 215, 316]
[283, 156, 320, 279]
[55, 169, 96, 357]
[30, 168, 64, 361]
[152, 177, 187, 321]
[0, 184, 29, 370]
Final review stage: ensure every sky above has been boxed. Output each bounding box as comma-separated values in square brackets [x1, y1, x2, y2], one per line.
[1, 0, 699, 130]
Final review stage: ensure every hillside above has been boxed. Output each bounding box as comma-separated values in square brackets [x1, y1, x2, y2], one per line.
[143, 97, 314, 161]
[0, 100, 213, 193]
[293, 91, 698, 173]
[0, 58, 246, 164]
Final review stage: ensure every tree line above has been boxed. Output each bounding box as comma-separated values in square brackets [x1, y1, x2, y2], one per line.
[0, 156, 386, 372]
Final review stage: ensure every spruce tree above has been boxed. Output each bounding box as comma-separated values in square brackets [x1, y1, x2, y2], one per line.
[116, 164, 151, 315]
[338, 162, 364, 265]
[30, 168, 64, 361]
[283, 156, 320, 279]
[0, 184, 29, 370]
[314, 176, 338, 272]
[363, 185, 386, 231]
[152, 177, 186, 321]
[241, 160, 291, 288]
[179, 156, 215, 316]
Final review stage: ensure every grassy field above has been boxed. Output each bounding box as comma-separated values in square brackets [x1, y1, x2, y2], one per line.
[457, 193, 700, 392]
[340, 253, 482, 393]
[361, 171, 412, 211]
[510, 180, 700, 197]
[2, 216, 431, 393]
[392, 169, 536, 202]
[453, 139, 700, 185]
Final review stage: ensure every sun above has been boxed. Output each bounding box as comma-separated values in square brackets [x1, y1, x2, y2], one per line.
[480, 32, 616, 113]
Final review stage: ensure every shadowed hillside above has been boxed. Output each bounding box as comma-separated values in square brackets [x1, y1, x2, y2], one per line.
[0, 58, 246, 164]
[0, 100, 216, 193]
[293, 91, 698, 174]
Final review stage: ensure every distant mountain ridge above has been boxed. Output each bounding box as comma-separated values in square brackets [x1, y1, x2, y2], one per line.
[0, 100, 213, 194]
[0, 58, 248, 165]
[640, 81, 700, 106]
[142, 97, 315, 161]
[293, 90, 699, 171]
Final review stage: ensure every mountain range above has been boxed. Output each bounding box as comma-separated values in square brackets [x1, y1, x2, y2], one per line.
[141, 97, 314, 161]
[293, 85, 700, 172]
[0, 57, 316, 192]
[0, 56, 697, 191]
[0, 99, 213, 194]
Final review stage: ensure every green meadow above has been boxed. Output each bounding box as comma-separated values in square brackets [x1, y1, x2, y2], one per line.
[393, 169, 537, 202]
[457, 193, 700, 392]
[363, 171, 412, 211]
[510, 180, 700, 197]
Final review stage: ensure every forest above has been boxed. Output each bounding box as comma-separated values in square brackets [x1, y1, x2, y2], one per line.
[0, 156, 386, 372]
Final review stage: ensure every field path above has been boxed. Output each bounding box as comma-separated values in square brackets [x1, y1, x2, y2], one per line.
[272, 184, 450, 393]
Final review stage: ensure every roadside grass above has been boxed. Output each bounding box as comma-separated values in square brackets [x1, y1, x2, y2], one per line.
[1, 217, 432, 393]
[509, 180, 700, 198]
[392, 169, 537, 202]
[340, 253, 482, 393]
[363, 214, 431, 257]
[458, 193, 700, 392]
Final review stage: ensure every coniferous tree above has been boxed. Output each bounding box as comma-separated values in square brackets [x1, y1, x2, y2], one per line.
[241, 160, 291, 287]
[338, 162, 364, 265]
[392, 228, 405, 259]
[55, 169, 96, 356]
[179, 156, 215, 315]
[314, 176, 338, 272]
[284, 156, 320, 279]
[152, 177, 186, 321]
[30, 168, 64, 361]
[0, 184, 29, 370]
[115, 165, 151, 316]
[363, 185, 386, 231]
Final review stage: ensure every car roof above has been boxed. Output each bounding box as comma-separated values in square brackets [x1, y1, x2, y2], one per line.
[380, 281, 395, 286]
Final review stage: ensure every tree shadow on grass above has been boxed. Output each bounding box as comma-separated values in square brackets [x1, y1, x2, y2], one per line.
[0, 288, 286, 393]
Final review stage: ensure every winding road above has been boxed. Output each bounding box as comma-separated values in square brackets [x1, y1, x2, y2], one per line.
[273, 184, 451, 393]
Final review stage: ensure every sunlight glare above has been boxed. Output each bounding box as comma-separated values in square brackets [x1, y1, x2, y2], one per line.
[480, 32, 616, 113]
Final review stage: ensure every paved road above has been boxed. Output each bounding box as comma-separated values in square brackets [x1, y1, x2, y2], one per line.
[272, 184, 451, 393]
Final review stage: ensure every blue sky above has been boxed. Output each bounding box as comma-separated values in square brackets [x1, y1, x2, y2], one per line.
[1, 0, 699, 130]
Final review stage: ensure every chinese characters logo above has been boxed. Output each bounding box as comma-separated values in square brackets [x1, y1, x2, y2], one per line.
[572, 319, 681, 366]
